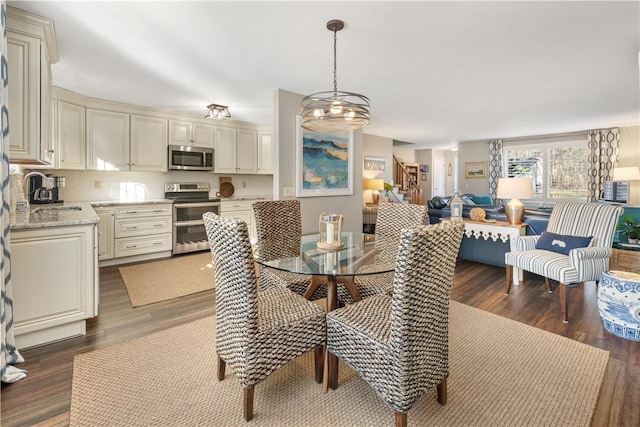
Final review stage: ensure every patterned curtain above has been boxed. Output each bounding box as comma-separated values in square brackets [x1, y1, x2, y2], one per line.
[488, 139, 503, 200]
[587, 128, 620, 202]
[1, 0, 27, 383]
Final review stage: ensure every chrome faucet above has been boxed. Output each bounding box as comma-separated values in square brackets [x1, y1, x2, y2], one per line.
[23, 171, 54, 188]
[23, 171, 55, 201]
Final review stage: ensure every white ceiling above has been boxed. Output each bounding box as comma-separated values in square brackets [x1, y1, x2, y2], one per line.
[9, 1, 640, 149]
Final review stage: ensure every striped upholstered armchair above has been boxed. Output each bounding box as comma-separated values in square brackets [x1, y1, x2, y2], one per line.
[203, 212, 326, 421]
[325, 222, 464, 427]
[505, 202, 623, 323]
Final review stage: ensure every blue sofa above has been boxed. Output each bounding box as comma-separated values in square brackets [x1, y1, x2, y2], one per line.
[428, 194, 551, 267]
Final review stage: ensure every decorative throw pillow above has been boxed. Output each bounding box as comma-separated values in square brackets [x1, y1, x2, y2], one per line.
[535, 231, 593, 255]
[471, 195, 494, 205]
[460, 195, 476, 205]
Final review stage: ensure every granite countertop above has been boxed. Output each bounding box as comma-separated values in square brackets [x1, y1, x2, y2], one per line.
[220, 195, 273, 202]
[11, 201, 100, 230]
[90, 198, 172, 207]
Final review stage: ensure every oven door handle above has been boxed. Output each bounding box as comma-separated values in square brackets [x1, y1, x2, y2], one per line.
[174, 202, 220, 209]
[174, 220, 206, 227]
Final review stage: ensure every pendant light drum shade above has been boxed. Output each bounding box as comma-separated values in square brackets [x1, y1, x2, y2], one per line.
[300, 19, 370, 133]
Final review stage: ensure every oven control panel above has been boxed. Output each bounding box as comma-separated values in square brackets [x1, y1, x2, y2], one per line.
[165, 182, 210, 193]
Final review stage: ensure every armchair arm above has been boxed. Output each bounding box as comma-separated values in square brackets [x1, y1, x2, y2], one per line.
[510, 235, 540, 251]
[569, 246, 612, 263]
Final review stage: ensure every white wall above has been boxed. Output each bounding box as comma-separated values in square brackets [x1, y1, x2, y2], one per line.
[275, 89, 364, 234]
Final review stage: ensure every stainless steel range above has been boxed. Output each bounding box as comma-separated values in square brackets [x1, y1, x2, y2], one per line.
[164, 182, 220, 255]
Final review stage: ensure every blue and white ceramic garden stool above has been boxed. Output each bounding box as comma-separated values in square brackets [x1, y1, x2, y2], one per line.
[598, 270, 640, 342]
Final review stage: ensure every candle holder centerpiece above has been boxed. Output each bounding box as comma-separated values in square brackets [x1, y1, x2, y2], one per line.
[317, 213, 344, 250]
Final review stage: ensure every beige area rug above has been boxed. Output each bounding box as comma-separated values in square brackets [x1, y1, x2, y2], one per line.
[69, 301, 609, 426]
[119, 252, 214, 307]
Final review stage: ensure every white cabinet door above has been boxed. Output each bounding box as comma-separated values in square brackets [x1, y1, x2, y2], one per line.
[257, 131, 273, 175]
[95, 208, 115, 260]
[169, 120, 214, 148]
[130, 115, 168, 171]
[55, 100, 86, 170]
[215, 126, 237, 174]
[237, 130, 258, 174]
[86, 109, 130, 170]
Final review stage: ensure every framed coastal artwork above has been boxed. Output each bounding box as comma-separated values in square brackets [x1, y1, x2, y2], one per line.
[364, 156, 385, 171]
[295, 116, 354, 197]
[465, 161, 487, 179]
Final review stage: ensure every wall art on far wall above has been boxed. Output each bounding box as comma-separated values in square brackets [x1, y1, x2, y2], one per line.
[465, 161, 487, 179]
[295, 116, 354, 197]
[364, 156, 385, 171]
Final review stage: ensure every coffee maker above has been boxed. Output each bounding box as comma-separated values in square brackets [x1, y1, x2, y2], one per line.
[27, 173, 64, 204]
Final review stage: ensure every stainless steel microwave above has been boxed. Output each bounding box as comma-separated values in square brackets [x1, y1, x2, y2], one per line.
[168, 145, 214, 171]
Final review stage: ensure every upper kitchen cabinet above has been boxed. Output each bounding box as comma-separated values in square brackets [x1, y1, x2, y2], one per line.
[169, 120, 214, 148]
[86, 110, 167, 171]
[86, 109, 130, 170]
[7, 6, 58, 165]
[257, 130, 273, 175]
[54, 100, 85, 170]
[215, 127, 259, 174]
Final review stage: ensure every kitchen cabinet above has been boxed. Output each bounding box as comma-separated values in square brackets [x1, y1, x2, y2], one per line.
[94, 207, 115, 260]
[169, 120, 215, 148]
[257, 131, 273, 175]
[7, 6, 58, 165]
[220, 200, 256, 241]
[11, 223, 98, 349]
[86, 109, 130, 170]
[130, 115, 168, 171]
[113, 203, 172, 258]
[215, 127, 258, 174]
[54, 100, 86, 169]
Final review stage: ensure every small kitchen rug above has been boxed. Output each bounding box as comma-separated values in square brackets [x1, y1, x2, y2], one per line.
[119, 252, 214, 307]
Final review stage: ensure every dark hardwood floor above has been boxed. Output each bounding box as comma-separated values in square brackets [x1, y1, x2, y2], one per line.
[1, 259, 638, 426]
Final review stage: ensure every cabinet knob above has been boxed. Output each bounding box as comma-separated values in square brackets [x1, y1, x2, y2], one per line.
[47, 149, 55, 154]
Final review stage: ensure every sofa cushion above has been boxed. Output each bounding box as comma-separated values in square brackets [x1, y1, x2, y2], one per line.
[471, 194, 494, 205]
[535, 231, 593, 255]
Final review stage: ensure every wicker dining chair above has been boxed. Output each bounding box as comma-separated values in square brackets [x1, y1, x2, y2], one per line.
[203, 212, 326, 421]
[252, 200, 327, 299]
[325, 222, 464, 427]
[337, 202, 429, 304]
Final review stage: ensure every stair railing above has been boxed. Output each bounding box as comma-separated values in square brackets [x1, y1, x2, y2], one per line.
[392, 155, 423, 205]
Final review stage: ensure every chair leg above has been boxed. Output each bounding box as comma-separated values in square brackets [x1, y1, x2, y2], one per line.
[323, 348, 339, 392]
[505, 264, 513, 294]
[545, 277, 552, 293]
[314, 346, 324, 384]
[437, 378, 448, 405]
[395, 412, 407, 427]
[243, 387, 254, 421]
[559, 283, 569, 323]
[217, 356, 226, 381]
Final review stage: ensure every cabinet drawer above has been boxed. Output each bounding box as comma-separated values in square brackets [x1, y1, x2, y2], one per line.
[221, 211, 251, 224]
[220, 200, 251, 213]
[115, 216, 172, 238]
[115, 204, 172, 218]
[115, 233, 172, 257]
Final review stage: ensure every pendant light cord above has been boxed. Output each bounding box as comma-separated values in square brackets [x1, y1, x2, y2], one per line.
[333, 28, 338, 93]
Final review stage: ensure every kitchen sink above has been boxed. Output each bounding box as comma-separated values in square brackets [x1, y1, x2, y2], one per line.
[32, 205, 83, 213]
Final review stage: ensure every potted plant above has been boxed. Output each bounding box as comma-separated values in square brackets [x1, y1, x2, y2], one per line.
[618, 215, 640, 244]
[383, 182, 394, 202]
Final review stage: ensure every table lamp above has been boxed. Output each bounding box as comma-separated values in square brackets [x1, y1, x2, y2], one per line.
[497, 177, 534, 225]
[613, 166, 640, 182]
[365, 178, 384, 204]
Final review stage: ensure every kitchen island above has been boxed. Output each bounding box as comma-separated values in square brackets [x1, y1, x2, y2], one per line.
[10, 202, 99, 349]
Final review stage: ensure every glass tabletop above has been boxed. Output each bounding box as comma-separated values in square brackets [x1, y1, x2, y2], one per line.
[254, 232, 397, 277]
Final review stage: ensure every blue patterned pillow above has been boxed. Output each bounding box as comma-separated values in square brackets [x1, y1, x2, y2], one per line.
[535, 231, 593, 255]
[471, 195, 494, 205]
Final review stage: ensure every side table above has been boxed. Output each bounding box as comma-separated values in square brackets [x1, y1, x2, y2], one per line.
[598, 270, 640, 341]
[609, 243, 640, 274]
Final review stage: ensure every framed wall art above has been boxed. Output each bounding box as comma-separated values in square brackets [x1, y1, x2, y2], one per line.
[364, 156, 385, 171]
[465, 161, 487, 179]
[295, 116, 354, 197]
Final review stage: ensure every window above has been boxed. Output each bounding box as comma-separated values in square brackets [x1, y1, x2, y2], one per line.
[503, 138, 589, 201]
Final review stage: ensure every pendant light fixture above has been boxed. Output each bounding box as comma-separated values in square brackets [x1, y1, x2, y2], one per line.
[300, 19, 370, 133]
[204, 103, 231, 119]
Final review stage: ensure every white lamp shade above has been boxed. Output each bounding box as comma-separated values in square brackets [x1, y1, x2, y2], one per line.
[612, 166, 640, 181]
[496, 177, 534, 199]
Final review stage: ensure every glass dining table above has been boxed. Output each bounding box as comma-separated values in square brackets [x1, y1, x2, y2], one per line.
[254, 232, 397, 312]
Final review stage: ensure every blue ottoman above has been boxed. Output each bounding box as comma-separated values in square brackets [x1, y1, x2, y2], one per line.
[598, 270, 640, 341]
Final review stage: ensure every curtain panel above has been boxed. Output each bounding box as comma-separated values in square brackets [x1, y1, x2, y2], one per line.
[587, 129, 620, 202]
[488, 139, 503, 200]
[1, 0, 27, 383]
